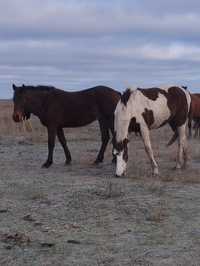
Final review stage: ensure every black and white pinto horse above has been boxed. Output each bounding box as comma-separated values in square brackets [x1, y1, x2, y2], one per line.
[113, 86, 191, 176]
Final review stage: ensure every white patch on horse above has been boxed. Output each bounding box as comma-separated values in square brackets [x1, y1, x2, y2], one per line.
[114, 98, 132, 143]
[116, 152, 127, 176]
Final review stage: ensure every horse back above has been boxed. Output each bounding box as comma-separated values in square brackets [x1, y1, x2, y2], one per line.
[45, 86, 120, 127]
[123, 86, 190, 130]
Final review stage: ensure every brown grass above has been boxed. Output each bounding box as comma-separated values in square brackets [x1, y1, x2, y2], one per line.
[0, 100, 46, 141]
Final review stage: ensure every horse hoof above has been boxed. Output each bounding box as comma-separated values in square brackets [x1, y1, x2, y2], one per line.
[65, 160, 71, 165]
[94, 159, 103, 164]
[42, 162, 52, 168]
[153, 172, 160, 178]
[115, 172, 126, 178]
[182, 165, 188, 170]
[172, 166, 181, 171]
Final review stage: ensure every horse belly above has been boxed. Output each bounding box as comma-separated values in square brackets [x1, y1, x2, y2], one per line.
[63, 112, 97, 127]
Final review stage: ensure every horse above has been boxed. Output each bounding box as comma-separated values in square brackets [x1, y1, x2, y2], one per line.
[113, 86, 191, 177]
[12, 84, 121, 168]
[188, 93, 200, 138]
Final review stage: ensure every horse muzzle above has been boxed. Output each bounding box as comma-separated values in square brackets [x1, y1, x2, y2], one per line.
[115, 170, 126, 177]
[13, 112, 24, 122]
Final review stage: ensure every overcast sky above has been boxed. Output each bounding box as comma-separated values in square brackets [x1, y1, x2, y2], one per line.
[1, 0, 200, 98]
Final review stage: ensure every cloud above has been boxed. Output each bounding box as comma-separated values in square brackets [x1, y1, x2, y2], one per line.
[113, 43, 200, 61]
[0, 0, 200, 98]
[0, 0, 200, 41]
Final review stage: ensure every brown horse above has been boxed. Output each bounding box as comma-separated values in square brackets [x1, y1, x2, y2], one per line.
[12, 84, 120, 168]
[188, 93, 200, 137]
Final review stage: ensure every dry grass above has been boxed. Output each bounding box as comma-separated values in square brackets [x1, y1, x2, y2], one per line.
[180, 174, 200, 183]
[144, 200, 168, 223]
[0, 100, 47, 141]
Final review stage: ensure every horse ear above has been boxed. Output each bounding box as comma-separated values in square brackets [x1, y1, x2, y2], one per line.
[12, 84, 16, 91]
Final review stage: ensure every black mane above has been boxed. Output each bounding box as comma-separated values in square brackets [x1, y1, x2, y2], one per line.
[21, 85, 56, 92]
[121, 88, 132, 106]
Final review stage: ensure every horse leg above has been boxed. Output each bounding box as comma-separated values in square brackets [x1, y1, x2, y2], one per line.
[108, 117, 117, 163]
[176, 123, 188, 169]
[194, 120, 198, 138]
[94, 119, 110, 164]
[57, 127, 72, 164]
[42, 126, 56, 168]
[198, 122, 200, 138]
[140, 125, 159, 175]
[182, 123, 189, 169]
[188, 118, 192, 138]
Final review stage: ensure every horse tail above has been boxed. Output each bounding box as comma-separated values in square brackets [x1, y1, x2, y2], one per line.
[167, 131, 178, 146]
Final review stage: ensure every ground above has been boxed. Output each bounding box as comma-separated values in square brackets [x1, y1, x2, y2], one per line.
[0, 101, 200, 265]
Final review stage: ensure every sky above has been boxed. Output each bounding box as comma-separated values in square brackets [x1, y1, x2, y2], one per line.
[1, 0, 200, 98]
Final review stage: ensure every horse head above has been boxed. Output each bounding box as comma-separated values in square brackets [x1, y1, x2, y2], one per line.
[12, 84, 31, 122]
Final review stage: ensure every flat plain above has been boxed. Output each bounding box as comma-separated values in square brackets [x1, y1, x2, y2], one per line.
[0, 100, 200, 266]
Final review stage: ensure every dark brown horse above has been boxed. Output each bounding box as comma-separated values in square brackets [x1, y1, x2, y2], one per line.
[12, 84, 120, 168]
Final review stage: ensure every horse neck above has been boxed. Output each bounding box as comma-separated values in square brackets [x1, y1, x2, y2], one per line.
[115, 104, 131, 142]
[26, 91, 50, 117]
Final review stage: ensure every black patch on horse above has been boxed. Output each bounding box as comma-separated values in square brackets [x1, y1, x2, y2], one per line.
[121, 89, 132, 106]
[167, 86, 189, 128]
[123, 142, 128, 162]
[113, 135, 129, 153]
[138, 87, 168, 101]
[128, 117, 141, 134]
[113, 135, 129, 162]
[142, 108, 154, 128]
[138, 88, 160, 101]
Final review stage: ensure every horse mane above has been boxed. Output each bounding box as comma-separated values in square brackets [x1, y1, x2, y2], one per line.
[121, 88, 132, 106]
[21, 85, 56, 92]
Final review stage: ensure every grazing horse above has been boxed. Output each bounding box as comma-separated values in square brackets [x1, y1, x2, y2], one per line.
[113, 86, 191, 177]
[12, 84, 120, 168]
[188, 93, 200, 138]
